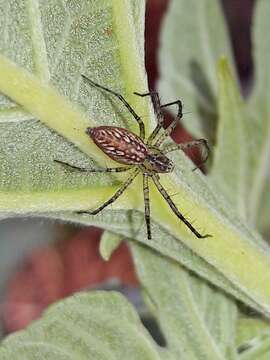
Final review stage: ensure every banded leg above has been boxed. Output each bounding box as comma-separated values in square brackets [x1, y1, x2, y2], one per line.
[134, 91, 164, 145]
[161, 100, 183, 117]
[154, 118, 178, 147]
[152, 175, 211, 238]
[155, 100, 183, 147]
[77, 169, 140, 215]
[82, 75, 145, 140]
[54, 159, 131, 173]
[143, 173, 151, 240]
[163, 139, 210, 170]
[134, 91, 163, 123]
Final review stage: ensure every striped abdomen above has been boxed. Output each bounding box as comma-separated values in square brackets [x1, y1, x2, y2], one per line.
[86, 126, 148, 165]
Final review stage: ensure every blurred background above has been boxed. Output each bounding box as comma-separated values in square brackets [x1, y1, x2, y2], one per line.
[0, 0, 256, 337]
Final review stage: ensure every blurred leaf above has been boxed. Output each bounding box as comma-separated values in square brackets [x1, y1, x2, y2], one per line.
[211, 58, 248, 219]
[237, 317, 270, 348]
[236, 317, 270, 360]
[132, 244, 238, 360]
[52, 208, 267, 315]
[257, 182, 270, 237]
[238, 335, 270, 360]
[0, 291, 164, 359]
[99, 230, 123, 261]
[246, 0, 270, 226]
[158, 0, 235, 141]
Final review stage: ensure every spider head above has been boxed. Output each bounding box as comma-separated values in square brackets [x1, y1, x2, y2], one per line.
[144, 148, 174, 173]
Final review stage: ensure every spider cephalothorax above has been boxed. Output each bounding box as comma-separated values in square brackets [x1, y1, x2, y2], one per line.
[55, 75, 210, 240]
[144, 148, 174, 173]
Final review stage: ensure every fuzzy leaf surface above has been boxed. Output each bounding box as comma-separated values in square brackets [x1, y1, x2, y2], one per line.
[0, 292, 164, 359]
[132, 244, 238, 360]
[1, 0, 270, 322]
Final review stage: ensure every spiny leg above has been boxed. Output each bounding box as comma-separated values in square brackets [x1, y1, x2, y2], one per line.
[81, 75, 145, 140]
[161, 100, 183, 117]
[134, 91, 164, 145]
[134, 91, 163, 123]
[154, 100, 183, 147]
[162, 139, 210, 170]
[54, 159, 131, 173]
[143, 173, 151, 240]
[154, 118, 178, 147]
[152, 175, 211, 238]
[77, 168, 140, 215]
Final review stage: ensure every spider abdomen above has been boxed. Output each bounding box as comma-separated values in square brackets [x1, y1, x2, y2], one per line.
[86, 126, 147, 165]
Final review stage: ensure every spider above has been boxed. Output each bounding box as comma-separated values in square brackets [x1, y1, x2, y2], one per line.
[55, 75, 210, 240]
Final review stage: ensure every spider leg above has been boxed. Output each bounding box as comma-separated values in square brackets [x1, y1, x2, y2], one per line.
[161, 100, 183, 117]
[154, 100, 183, 147]
[81, 75, 145, 140]
[143, 173, 152, 240]
[152, 175, 211, 238]
[134, 91, 167, 145]
[134, 91, 163, 123]
[77, 168, 140, 215]
[163, 139, 210, 170]
[54, 159, 131, 173]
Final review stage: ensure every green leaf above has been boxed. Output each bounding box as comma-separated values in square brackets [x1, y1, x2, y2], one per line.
[52, 209, 268, 315]
[211, 58, 248, 219]
[0, 291, 163, 359]
[99, 230, 123, 261]
[246, 0, 270, 225]
[237, 317, 270, 348]
[2, 53, 270, 317]
[257, 183, 270, 236]
[0, 0, 151, 214]
[1, 0, 270, 322]
[238, 335, 270, 360]
[132, 244, 238, 360]
[236, 317, 270, 360]
[158, 0, 235, 141]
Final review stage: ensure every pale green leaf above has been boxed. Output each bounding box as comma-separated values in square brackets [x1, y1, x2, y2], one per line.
[0, 291, 162, 359]
[236, 318, 270, 360]
[1, 0, 270, 323]
[236, 317, 270, 360]
[51, 209, 267, 315]
[2, 54, 270, 317]
[257, 183, 270, 237]
[246, 0, 270, 225]
[239, 336, 270, 360]
[99, 230, 123, 261]
[236, 318, 270, 348]
[211, 58, 248, 220]
[132, 244, 238, 360]
[158, 0, 235, 141]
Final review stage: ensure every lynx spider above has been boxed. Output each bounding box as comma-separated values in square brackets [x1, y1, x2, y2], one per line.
[55, 75, 210, 240]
